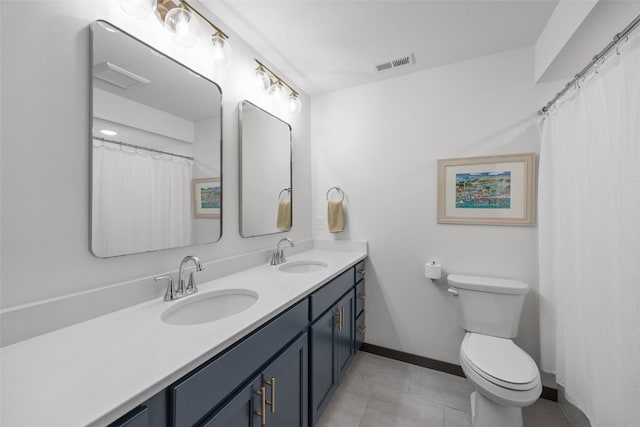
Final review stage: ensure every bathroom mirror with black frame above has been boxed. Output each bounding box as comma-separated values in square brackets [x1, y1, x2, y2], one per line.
[90, 20, 222, 258]
[239, 101, 292, 238]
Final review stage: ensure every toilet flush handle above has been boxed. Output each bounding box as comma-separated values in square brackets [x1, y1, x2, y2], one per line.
[447, 288, 459, 296]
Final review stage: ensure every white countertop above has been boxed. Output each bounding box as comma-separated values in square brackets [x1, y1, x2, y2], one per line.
[0, 248, 366, 427]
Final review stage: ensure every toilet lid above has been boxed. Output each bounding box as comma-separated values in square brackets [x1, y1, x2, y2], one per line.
[461, 333, 539, 388]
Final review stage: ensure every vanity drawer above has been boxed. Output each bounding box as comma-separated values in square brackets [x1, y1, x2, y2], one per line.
[309, 269, 354, 321]
[170, 299, 309, 427]
[355, 280, 365, 317]
[355, 260, 365, 284]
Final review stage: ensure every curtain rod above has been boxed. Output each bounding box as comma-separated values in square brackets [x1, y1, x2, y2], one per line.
[93, 136, 194, 161]
[539, 14, 640, 115]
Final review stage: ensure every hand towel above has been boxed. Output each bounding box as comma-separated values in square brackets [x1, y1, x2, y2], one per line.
[277, 201, 291, 231]
[328, 201, 344, 233]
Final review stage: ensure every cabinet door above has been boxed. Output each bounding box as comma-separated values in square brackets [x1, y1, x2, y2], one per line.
[336, 290, 355, 382]
[262, 333, 308, 427]
[201, 377, 262, 427]
[310, 308, 337, 425]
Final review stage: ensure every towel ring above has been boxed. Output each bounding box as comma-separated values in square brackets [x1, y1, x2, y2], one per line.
[279, 188, 291, 200]
[326, 186, 344, 202]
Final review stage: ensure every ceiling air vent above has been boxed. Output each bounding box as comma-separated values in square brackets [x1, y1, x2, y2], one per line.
[375, 53, 415, 72]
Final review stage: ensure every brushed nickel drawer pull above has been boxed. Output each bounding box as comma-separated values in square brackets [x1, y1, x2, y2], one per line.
[256, 386, 266, 425]
[357, 269, 365, 276]
[357, 325, 367, 335]
[266, 377, 276, 413]
[335, 309, 341, 329]
[358, 293, 366, 301]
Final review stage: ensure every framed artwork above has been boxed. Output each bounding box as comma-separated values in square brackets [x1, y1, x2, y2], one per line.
[437, 153, 536, 226]
[193, 178, 221, 218]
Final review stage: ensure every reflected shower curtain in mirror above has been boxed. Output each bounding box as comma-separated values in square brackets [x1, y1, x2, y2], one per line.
[92, 142, 193, 256]
[538, 35, 640, 427]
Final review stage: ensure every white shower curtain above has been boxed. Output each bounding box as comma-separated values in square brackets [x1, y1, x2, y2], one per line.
[92, 142, 193, 257]
[538, 36, 640, 426]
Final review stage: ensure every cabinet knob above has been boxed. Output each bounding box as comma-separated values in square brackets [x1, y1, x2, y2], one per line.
[357, 325, 367, 335]
[357, 269, 365, 277]
[358, 293, 366, 301]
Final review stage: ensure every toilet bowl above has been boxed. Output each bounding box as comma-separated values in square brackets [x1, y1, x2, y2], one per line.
[447, 274, 542, 427]
[460, 333, 541, 427]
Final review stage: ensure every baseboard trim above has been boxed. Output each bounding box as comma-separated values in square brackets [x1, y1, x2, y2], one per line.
[360, 342, 558, 402]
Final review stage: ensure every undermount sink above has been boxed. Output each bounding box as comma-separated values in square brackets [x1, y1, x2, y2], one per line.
[279, 260, 328, 274]
[162, 289, 258, 326]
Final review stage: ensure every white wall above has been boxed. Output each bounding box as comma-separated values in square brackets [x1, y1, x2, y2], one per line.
[0, 0, 311, 308]
[311, 47, 561, 367]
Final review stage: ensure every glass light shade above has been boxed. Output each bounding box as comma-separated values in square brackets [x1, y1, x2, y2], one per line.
[164, 7, 200, 48]
[288, 93, 302, 114]
[269, 81, 286, 101]
[255, 67, 270, 92]
[211, 34, 232, 68]
[120, 0, 154, 18]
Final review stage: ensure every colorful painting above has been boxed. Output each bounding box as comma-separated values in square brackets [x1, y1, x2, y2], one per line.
[455, 171, 511, 208]
[193, 178, 221, 218]
[437, 153, 536, 226]
[200, 186, 221, 209]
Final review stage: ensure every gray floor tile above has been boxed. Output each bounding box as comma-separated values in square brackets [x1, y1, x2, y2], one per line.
[523, 398, 573, 427]
[444, 406, 472, 427]
[409, 365, 474, 413]
[317, 351, 572, 427]
[359, 385, 444, 427]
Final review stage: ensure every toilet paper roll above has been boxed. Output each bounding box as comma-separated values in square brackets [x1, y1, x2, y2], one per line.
[424, 262, 442, 280]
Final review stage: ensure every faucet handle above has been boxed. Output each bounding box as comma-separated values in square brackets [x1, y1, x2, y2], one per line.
[186, 271, 199, 295]
[155, 275, 175, 301]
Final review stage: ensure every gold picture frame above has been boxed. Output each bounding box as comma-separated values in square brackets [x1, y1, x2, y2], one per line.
[437, 153, 536, 226]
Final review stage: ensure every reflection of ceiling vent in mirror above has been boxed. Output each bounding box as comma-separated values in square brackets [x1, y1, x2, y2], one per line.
[94, 62, 151, 90]
[375, 54, 415, 72]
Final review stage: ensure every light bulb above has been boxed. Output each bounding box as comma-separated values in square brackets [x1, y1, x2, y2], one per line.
[211, 33, 232, 68]
[164, 7, 199, 48]
[120, 0, 154, 19]
[288, 93, 302, 114]
[269, 80, 286, 101]
[255, 67, 270, 92]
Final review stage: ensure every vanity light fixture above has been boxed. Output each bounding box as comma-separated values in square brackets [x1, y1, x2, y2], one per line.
[158, 0, 232, 67]
[121, 0, 233, 67]
[254, 59, 302, 114]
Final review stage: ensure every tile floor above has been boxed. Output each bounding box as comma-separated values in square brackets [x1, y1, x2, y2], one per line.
[317, 352, 572, 427]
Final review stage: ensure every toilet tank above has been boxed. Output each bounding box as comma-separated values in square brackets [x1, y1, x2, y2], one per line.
[447, 274, 529, 338]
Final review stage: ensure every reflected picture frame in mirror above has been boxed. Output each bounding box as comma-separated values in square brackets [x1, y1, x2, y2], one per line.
[90, 20, 223, 257]
[239, 100, 292, 238]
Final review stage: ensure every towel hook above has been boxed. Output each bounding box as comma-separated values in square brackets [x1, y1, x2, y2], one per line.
[326, 186, 344, 202]
[278, 188, 291, 200]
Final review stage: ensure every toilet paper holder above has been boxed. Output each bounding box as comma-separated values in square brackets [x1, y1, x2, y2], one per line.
[425, 261, 442, 282]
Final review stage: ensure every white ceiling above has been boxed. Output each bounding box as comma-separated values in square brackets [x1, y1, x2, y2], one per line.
[205, 0, 559, 95]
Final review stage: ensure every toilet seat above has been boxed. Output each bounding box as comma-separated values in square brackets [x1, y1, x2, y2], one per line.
[460, 333, 539, 391]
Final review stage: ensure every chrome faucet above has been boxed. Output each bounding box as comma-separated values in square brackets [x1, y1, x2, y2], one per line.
[271, 238, 294, 265]
[178, 255, 203, 296]
[156, 255, 204, 301]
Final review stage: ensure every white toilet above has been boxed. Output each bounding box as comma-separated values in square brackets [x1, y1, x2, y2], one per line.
[447, 274, 541, 427]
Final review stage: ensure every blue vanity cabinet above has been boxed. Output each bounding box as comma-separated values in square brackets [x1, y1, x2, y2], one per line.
[309, 266, 360, 425]
[170, 300, 308, 426]
[109, 406, 149, 427]
[202, 333, 308, 427]
[354, 260, 366, 351]
[335, 290, 355, 382]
